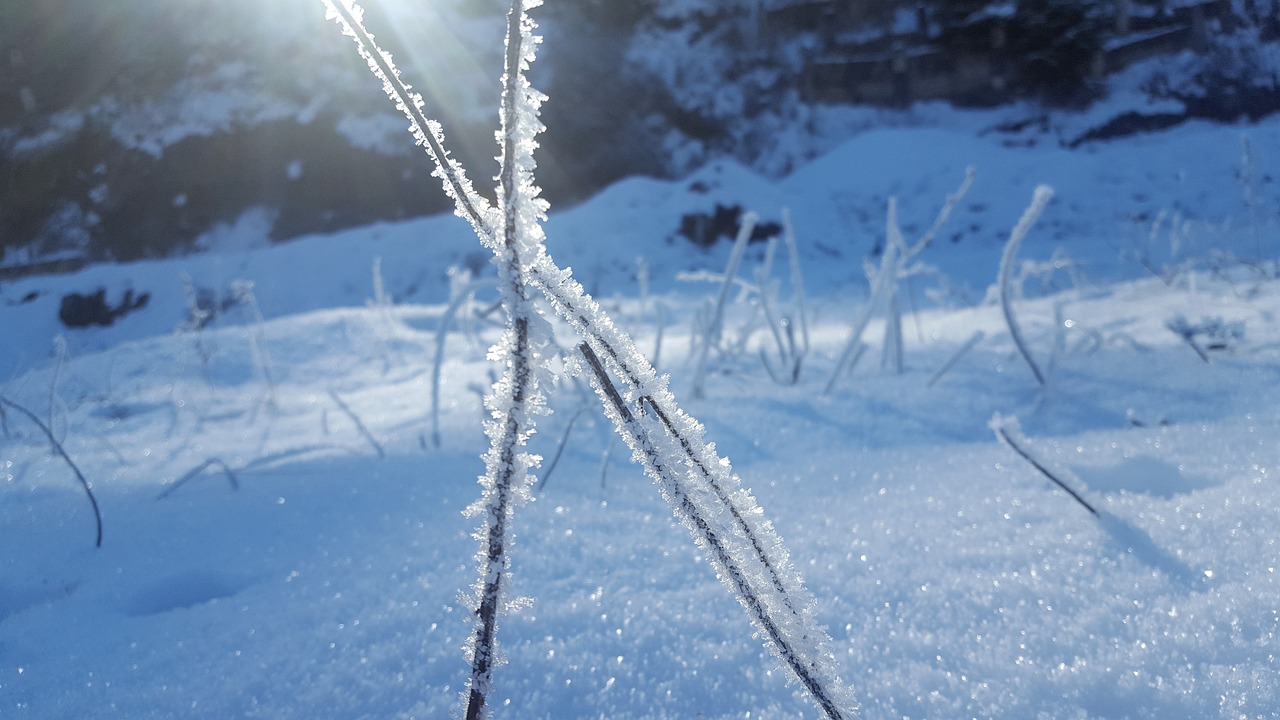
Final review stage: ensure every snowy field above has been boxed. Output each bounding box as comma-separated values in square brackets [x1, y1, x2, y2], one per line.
[3, 111, 1280, 718]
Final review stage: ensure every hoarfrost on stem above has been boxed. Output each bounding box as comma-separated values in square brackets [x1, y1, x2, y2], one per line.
[323, 1, 858, 717]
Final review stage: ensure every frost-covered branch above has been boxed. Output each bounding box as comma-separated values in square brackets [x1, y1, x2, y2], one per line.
[328, 389, 384, 459]
[322, 0, 496, 237]
[578, 343, 855, 720]
[522, 213, 858, 720]
[463, 3, 551, 719]
[782, 208, 811, 354]
[907, 166, 975, 257]
[533, 404, 588, 493]
[758, 210, 810, 385]
[324, 2, 856, 717]
[432, 276, 500, 448]
[825, 200, 902, 394]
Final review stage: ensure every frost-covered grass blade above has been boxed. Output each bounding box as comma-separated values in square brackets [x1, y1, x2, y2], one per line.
[322, 1, 858, 717]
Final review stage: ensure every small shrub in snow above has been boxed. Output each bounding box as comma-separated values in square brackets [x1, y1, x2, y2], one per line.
[676, 202, 780, 247]
[690, 211, 757, 399]
[757, 208, 810, 386]
[826, 168, 974, 393]
[1166, 314, 1246, 362]
[58, 287, 151, 328]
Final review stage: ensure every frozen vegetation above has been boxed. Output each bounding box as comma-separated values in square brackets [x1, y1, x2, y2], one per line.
[2, 2, 1279, 718]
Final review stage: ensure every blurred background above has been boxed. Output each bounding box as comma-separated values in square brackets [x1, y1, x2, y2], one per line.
[2, 0, 1276, 271]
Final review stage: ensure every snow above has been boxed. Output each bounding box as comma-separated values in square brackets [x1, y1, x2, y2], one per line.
[109, 71, 304, 159]
[3, 104, 1280, 718]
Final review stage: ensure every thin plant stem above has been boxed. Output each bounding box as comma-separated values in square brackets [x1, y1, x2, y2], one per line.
[534, 405, 587, 493]
[464, 2, 546, 717]
[328, 389, 385, 459]
[579, 343, 851, 720]
[1, 396, 103, 547]
[993, 417, 1098, 517]
[998, 186, 1054, 386]
[926, 330, 984, 387]
[157, 458, 240, 500]
[692, 212, 758, 399]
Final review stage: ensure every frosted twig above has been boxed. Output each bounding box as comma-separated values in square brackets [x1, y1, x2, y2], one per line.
[326, 2, 856, 716]
[907, 166, 975, 256]
[756, 240, 788, 360]
[48, 335, 67, 441]
[826, 200, 902, 394]
[881, 291, 904, 373]
[998, 185, 1054, 386]
[652, 303, 666, 370]
[823, 341, 868, 395]
[782, 208, 811, 354]
[637, 392, 804, 616]
[598, 434, 616, 489]
[579, 343, 854, 720]
[1164, 316, 1213, 363]
[1241, 135, 1262, 260]
[322, 0, 496, 237]
[760, 315, 803, 384]
[230, 281, 278, 410]
[674, 270, 760, 294]
[826, 171, 974, 392]
[691, 212, 757, 399]
[239, 443, 364, 471]
[757, 225, 807, 386]
[463, 3, 550, 718]
[1, 396, 102, 547]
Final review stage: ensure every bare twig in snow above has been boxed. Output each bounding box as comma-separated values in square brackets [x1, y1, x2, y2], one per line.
[328, 389, 385, 459]
[927, 330, 985, 387]
[157, 458, 240, 500]
[534, 405, 587, 493]
[991, 414, 1098, 517]
[1, 396, 103, 547]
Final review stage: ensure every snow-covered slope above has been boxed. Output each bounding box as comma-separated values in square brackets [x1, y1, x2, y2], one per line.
[3, 108, 1280, 718]
[3, 112, 1275, 381]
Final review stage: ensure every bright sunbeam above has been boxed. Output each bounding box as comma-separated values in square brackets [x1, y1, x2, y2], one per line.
[324, 0, 507, 176]
[356, 0, 503, 122]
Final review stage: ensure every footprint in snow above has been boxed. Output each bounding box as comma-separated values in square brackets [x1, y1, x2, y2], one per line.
[123, 572, 252, 617]
[1072, 455, 1217, 499]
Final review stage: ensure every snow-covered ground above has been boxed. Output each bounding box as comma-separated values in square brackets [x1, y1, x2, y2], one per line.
[2, 111, 1279, 718]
